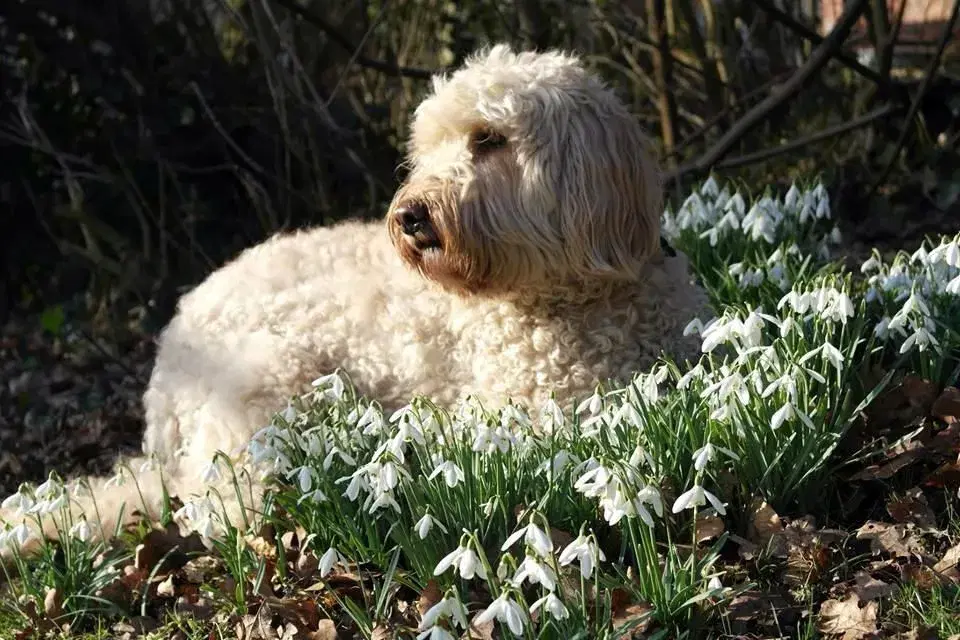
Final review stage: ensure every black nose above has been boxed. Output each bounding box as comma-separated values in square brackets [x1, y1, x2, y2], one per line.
[396, 202, 429, 236]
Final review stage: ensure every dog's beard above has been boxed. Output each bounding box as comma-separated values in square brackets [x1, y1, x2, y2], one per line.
[389, 157, 616, 298]
[388, 184, 493, 296]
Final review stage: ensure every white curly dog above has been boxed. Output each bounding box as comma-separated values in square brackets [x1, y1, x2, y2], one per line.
[3, 44, 707, 549]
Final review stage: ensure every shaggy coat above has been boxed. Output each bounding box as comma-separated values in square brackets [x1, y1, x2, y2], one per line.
[2, 45, 708, 552]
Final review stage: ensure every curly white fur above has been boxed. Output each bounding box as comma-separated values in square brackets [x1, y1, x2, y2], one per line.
[3, 44, 709, 552]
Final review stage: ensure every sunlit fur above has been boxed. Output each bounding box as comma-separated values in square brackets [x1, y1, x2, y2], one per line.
[2, 45, 709, 555]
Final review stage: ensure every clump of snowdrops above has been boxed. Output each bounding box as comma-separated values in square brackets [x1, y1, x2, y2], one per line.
[3, 176, 959, 638]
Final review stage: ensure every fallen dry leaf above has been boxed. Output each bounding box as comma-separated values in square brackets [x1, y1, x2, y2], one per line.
[695, 513, 725, 544]
[856, 521, 926, 558]
[182, 555, 223, 584]
[610, 588, 653, 638]
[417, 579, 443, 618]
[307, 620, 338, 640]
[932, 386, 960, 424]
[43, 587, 63, 620]
[886, 488, 937, 528]
[818, 593, 878, 640]
[135, 521, 207, 573]
[466, 616, 495, 640]
[923, 460, 960, 490]
[156, 574, 176, 598]
[851, 571, 895, 601]
[748, 499, 784, 545]
[900, 564, 945, 590]
[933, 542, 960, 582]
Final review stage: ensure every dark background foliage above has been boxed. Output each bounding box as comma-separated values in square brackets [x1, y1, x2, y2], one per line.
[0, 0, 958, 491]
[1, 0, 958, 336]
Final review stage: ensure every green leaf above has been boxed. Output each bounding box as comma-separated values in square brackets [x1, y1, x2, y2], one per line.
[40, 305, 65, 336]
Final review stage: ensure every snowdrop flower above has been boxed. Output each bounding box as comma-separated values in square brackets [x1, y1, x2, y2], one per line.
[778, 289, 812, 315]
[784, 183, 801, 210]
[105, 468, 127, 488]
[874, 316, 892, 339]
[322, 446, 357, 471]
[415, 513, 448, 539]
[501, 516, 553, 556]
[800, 342, 845, 373]
[139, 456, 160, 473]
[574, 464, 613, 498]
[419, 594, 469, 638]
[530, 592, 569, 621]
[538, 449, 577, 478]
[417, 625, 456, 640]
[677, 363, 705, 390]
[70, 518, 94, 542]
[558, 531, 606, 579]
[280, 402, 298, 424]
[1, 488, 35, 517]
[472, 423, 516, 454]
[319, 547, 348, 577]
[692, 442, 740, 471]
[576, 388, 604, 416]
[701, 175, 720, 198]
[173, 496, 221, 539]
[900, 326, 939, 354]
[770, 401, 795, 430]
[199, 459, 224, 485]
[474, 592, 526, 636]
[861, 255, 882, 273]
[946, 274, 960, 295]
[311, 372, 346, 402]
[512, 553, 557, 591]
[671, 484, 726, 516]
[356, 404, 386, 435]
[683, 318, 705, 336]
[428, 460, 465, 488]
[779, 316, 796, 338]
[298, 488, 328, 505]
[366, 489, 401, 514]
[539, 397, 565, 432]
[1, 522, 32, 550]
[434, 542, 487, 581]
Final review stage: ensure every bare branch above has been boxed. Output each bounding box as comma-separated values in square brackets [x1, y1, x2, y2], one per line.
[667, 0, 870, 183]
[270, 0, 439, 79]
[869, 0, 960, 194]
[715, 104, 901, 170]
[749, 0, 904, 99]
[647, 0, 679, 162]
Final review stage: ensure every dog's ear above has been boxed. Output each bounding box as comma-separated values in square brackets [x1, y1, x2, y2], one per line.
[551, 96, 663, 283]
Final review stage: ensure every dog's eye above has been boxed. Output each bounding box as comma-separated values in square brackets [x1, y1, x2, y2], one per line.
[470, 129, 508, 154]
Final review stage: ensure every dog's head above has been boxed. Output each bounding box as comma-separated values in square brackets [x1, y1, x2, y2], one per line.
[387, 44, 663, 297]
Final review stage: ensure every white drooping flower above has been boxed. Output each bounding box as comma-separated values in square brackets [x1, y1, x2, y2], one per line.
[428, 460, 465, 488]
[434, 543, 487, 581]
[419, 593, 469, 638]
[473, 591, 526, 636]
[414, 513, 448, 539]
[529, 592, 570, 621]
[501, 516, 553, 556]
[511, 553, 557, 592]
[671, 484, 727, 516]
[319, 547, 348, 577]
[558, 531, 606, 579]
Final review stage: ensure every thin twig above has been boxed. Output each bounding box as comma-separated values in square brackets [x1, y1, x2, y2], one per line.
[666, 0, 870, 183]
[868, 0, 960, 195]
[270, 0, 438, 79]
[749, 0, 903, 98]
[668, 70, 793, 158]
[715, 104, 901, 170]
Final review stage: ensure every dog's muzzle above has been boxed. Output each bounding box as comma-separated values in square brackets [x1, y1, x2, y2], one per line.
[394, 202, 441, 251]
